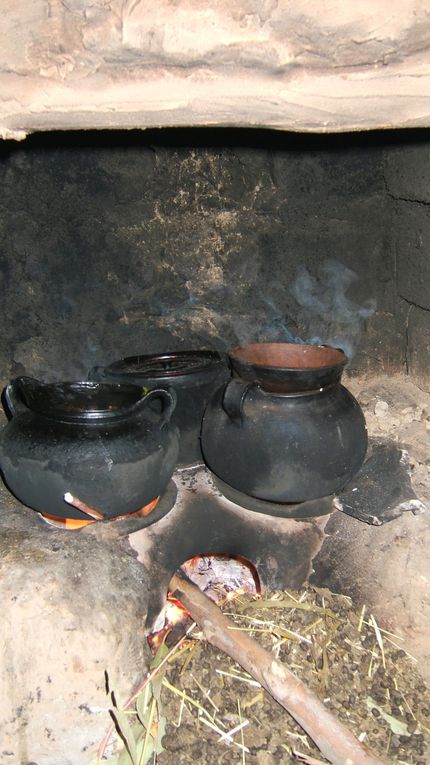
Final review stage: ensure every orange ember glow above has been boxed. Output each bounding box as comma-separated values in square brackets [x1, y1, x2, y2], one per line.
[148, 555, 260, 653]
[147, 593, 192, 652]
[40, 496, 160, 530]
[40, 513, 95, 530]
[165, 594, 191, 624]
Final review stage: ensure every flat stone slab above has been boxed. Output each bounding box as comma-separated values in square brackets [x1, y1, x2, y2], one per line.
[2, 1, 430, 137]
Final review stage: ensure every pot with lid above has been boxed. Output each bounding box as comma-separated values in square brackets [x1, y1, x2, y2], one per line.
[89, 350, 231, 466]
[0, 376, 179, 520]
[201, 342, 368, 504]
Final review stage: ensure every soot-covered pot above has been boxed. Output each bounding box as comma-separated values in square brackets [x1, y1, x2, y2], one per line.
[89, 350, 231, 466]
[0, 376, 179, 520]
[201, 342, 368, 504]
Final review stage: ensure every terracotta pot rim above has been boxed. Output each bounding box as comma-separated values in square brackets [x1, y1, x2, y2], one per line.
[229, 342, 347, 372]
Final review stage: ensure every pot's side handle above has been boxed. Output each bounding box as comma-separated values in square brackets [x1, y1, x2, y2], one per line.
[135, 387, 177, 429]
[222, 379, 253, 422]
[2, 380, 28, 418]
[88, 365, 104, 381]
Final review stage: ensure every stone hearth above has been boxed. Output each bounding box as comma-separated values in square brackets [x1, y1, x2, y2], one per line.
[0, 375, 429, 764]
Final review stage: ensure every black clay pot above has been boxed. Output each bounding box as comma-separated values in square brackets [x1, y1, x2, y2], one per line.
[201, 342, 368, 504]
[89, 350, 231, 466]
[0, 376, 179, 520]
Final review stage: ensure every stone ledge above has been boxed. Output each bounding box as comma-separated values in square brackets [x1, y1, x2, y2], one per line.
[2, 1, 430, 137]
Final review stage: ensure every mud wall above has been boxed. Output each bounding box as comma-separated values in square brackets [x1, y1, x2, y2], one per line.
[0, 128, 429, 388]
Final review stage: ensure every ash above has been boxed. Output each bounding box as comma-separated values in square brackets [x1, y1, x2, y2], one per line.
[152, 557, 258, 633]
[181, 555, 258, 603]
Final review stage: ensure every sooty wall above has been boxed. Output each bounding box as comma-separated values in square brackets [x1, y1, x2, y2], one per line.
[0, 129, 429, 387]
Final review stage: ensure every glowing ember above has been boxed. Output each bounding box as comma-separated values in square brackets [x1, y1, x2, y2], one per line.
[164, 595, 190, 625]
[39, 496, 160, 530]
[148, 554, 260, 651]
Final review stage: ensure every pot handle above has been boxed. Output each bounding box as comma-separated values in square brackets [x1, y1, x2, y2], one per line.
[2, 377, 30, 418]
[222, 379, 253, 422]
[88, 365, 104, 381]
[133, 387, 177, 429]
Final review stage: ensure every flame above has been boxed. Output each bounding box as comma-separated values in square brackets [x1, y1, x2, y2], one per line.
[148, 593, 191, 652]
[164, 594, 190, 624]
[148, 555, 260, 653]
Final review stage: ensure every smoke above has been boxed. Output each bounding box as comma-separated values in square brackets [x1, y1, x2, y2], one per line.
[146, 258, 375, 363]
[290, 258, 376, 361]
[252, 296, 300, 342]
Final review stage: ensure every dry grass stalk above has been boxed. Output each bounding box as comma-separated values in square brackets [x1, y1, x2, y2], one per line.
[369, 614, 386, 669]
[97, 627, 196, 761]
[241, 597, 337, 619]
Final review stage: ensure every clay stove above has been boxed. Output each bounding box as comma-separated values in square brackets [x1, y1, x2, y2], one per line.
[128, 424, 424, 628]
[129, 467, 334, 629]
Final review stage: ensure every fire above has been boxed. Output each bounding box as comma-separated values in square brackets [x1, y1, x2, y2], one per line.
[148, 554, 260, 652]
[148, 593, 192, 652]
[39, 495, 160, 530]
[163, 594, 191, 628]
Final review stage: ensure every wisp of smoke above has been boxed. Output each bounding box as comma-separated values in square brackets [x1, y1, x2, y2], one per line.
[290, 258, 376, 360]
[132, 258, 375, 363]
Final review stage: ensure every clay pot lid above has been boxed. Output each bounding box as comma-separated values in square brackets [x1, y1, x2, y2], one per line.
[107, 350, 226, 379]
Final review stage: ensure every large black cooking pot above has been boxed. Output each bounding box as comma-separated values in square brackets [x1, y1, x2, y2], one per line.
[89, 350, 231, 466]
[201, 342, 368, 504]
[0, 376, 179, 520]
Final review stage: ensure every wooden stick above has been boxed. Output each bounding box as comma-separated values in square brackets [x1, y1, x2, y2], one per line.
[170, 572, 387, 765]
[63, 494, 160, 524]
[63, 492, 105, 521]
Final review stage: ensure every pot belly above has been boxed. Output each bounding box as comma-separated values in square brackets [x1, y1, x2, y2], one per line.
[0, 423, 179, 519]
[201, 384, 368, 503]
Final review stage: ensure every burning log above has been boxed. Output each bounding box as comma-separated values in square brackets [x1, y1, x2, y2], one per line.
[170, 571, 387, 765]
